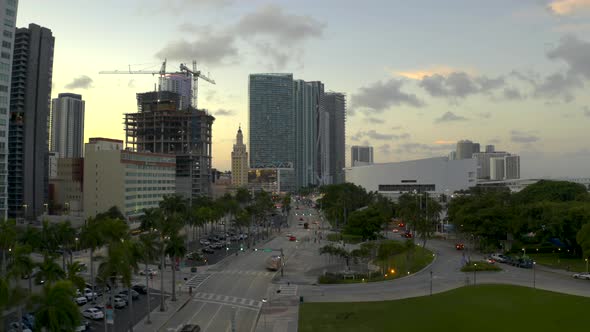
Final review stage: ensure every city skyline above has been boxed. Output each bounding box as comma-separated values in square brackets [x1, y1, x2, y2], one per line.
[15, 0, 590, 177]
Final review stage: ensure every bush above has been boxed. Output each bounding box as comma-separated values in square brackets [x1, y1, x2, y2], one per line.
[461, 261, 501, 272]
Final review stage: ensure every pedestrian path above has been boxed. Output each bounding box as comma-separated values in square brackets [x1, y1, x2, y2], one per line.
[192, 292, 262, 310]
[185, 273, 212, 289]
[216, 269, 275, 277]
[277, 284, 298, 296]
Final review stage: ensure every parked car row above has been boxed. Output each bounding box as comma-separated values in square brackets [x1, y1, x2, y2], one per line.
[572, 272, 590, 280]
[490, 253, 534, 268]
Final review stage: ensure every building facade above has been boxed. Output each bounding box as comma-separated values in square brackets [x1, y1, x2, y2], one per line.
[345, 157, 477, 198]
[324, 92, 346, 185]
[504, 155, 520, 180]
[0, 0, 18, 219]
[124, 91, 214, 199]
[490, 157, 505, 181]
[49, 157, 83, 215]
[50, 93, 84, 158]
[473, 151, 509, 179]
[8, 23, 54, 220]
[455, 140, 479, 160]
[231, 126, 248, 187]
[83, 138, 176, 220]
[351, 145, 373, 166]
[159, 73, 192, 110]
[48, 151, 58, 179]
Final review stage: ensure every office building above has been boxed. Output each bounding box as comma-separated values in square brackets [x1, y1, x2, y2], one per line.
[294, 80, 323, 188]
[448, 151, 456, 161]
[490, 157, 505, 181]
[231, 126, 248, 187]
[504, 155, 520, 180]
[324, 92, 346, 184]
[455, 140, 479, 160]
[248, 73, 295, 191]
[83, 138, 176, 220]
[351, 145, 373, 166]
[345, 157, 477, 199]
[485, 145, 495, 153]
[8, 23, 54, 220]
[49, 157, 83, 215]
[159, 73, 192, 110]
[124, 91, 214, 198]
[50, 93, 84, 158]
[48, 151, 58, 179]
[473, 151, 509, 179]
[0, 0, 18, 219]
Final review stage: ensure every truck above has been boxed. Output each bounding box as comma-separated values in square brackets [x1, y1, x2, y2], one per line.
[265, 255, 283, 271]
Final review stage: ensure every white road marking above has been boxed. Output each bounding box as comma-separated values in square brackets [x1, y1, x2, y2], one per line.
[202, 303, 224, 332]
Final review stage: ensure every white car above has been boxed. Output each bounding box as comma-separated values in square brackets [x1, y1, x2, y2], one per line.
[82, 308, 104, 320]
[490, 253, 509, 263]
[139, 268, 157, 276]
[572, 272, 590, 280]
[74, 296, 88, 305]
[199, 239, 210, 246]
[84, 288, 98, 300]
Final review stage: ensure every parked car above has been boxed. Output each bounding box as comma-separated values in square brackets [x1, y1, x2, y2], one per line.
[199, 239, 210, 246]
[392, 229, 399, 233]
[8, 322, 32, 332]
[82, 308, 104, 320]
[289, 236, 296, 242]
[74, 296, 88, 305]
[111, 297, 127, 309]
[491, 253, 509, 263]
[84, 288, 98, 300]
[132, 284, 148, 294]
[455, 243, 465, 250]
[180, 324, 201, 332]
[517, 258, 534, 269]
[75, 321, 90, 332]
[572, 272, 590, 280]
[402, 232, 413, 238]
[202, 247, 215, 254]
[139, 268, 157, 276]
[119, 289, 140, 300]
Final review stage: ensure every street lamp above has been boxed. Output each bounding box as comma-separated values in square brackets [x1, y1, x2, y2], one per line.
[585, 258, 588, 273]
[261, 298, 268, 328]
[22, 204, 28, 221]
[533, 261, 536, 289]
[44, 203, 48, 215]
[522, 248, 526, 257]
[473, 263, 477, 286]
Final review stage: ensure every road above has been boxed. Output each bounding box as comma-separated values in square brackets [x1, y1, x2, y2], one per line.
[159, 207, 305, 332]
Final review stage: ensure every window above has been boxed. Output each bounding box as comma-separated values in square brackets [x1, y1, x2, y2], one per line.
[5, 9, 15, 17]
[0, 52, 9, 60]
[0, 85, 7, 92]
[3, 19, 13, 28]
[0, 130, 5, 137]
[2, 31, 11, 38]
[1, 41, 10, 49]
[0, 108, 6, 114]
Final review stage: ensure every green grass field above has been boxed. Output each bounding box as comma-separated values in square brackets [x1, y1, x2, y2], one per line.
[529, 253, 588, 272]
[299, 284, 589, 332]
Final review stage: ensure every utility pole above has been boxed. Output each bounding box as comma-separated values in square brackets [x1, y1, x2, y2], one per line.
[280, 248, 285, 277]
[430, 270, 433, 296]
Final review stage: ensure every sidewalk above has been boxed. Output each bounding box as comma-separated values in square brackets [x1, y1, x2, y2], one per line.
[133, 292, 192, 332]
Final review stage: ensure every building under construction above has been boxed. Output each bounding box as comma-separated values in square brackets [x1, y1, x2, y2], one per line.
[124, 91, 215, 198]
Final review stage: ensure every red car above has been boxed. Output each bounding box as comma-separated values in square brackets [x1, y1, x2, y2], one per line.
[289, 236, 296, 241]
[402, 232, 413, 238]
[455, 243, 465, 250]
[398, 222, 405, 228]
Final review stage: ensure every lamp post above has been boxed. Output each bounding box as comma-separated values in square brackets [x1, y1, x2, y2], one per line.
[473, 263, 477, 286]
[429, 270, 433, 296]
[261, 298, 268, 328]
[585, 258, 588, 273]
[44, 203, 48, 215]
[533, 261, 536, 289]
[22, 204, 28, 221]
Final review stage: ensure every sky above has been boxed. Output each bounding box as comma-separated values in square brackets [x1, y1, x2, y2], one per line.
[16, 0, 590, 178]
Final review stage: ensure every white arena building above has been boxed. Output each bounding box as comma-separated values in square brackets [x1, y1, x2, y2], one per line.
[344, 157, 477, 198]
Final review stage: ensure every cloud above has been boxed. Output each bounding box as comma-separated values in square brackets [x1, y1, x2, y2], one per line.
[214, 109, 236, 116]
[391, 125, 403, 130]
[393, 142, 455, 155]
[419, 72, 505, 100]
[488, 138, 501, 144]
[503, 87, 525, 100]
[155, 28, 238, 65]
[510, 130, 540, 143]
[128, 80, 136, 88]
[378, 144, 392, 155]
[364, 117, 382, 124]
[351, 79, 425, 114]
[156, 0, 234, 12]
[583, 106, 590, 117]
[479, 112, 492, 119]
[64, 75, 93, 90]
[532, 72, 580, 102]
[352, 130, 410, 141]
[548, 0, 590, 15]
[434, 111, 468, 123]
[547, 35, 590, 80]
[434, 140, 456, 145]
[394, 66, 460, 80]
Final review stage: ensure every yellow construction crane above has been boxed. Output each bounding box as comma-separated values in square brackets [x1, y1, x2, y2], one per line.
[99, 59, 216, 109]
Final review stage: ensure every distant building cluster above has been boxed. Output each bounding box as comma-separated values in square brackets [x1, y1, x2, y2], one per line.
[450, 140, 520, 181]
[351, 145, 373, 166]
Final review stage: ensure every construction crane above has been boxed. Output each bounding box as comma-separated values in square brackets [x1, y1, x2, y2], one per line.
[180, 60, 215, 110]
[99, 59, 215, 109]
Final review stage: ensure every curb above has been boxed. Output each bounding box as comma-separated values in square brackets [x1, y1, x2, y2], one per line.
[150, 294, 193, 332]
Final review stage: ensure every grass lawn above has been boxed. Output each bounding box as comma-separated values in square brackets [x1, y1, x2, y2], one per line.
[529, 253, 588, 272]
[325, 233, 363, 244]
[376, 244, 435, 277]
[299, 284, 590, 332]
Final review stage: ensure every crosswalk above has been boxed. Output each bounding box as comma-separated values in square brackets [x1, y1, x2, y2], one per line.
[277, 284, 298, 297]
[216, 269, 275, 277]
[192, 292, 262, 310]
[185, 273, 212, 289]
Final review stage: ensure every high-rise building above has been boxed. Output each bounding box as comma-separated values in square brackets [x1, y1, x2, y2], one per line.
[324, 92, 346, 184]
[504, 155, 520, 180]
[231, 126, 248, 187]
[294, 80, 322, 188]
[49, 157, 83, 215]
[473, 151, 508, 179]
[50, 93, 85, 158]
[8, 23, 54, 220]
[249, 73, 295, 191]
[448, 151, 457, 161]
[485, 145, 495, 153]
[490, 157, 505, 181]
[48, 151, 58, 179]
[83, 138, 176, 220]
[351, 145, 373, 166]
[0, 0, 18, 220]
[124, 91, 214, 199]
[159, 73, 192, 110]
[455, 140, 479, 160]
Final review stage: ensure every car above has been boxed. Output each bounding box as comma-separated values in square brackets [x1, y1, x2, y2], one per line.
[199, 239, 210, 246]
[139, 268, 157, 276]
[572, 272, 590, 280]
[112, 297, 127, 309]
[491, 253, 509, 263]
[455, 243, 465, 250]
[299, 217, 304, 221]
[75, 321, 90, 332]
[398, 222, 405, 227]
[517, 258, 534, 269]
[202, 247, 214, 254]
[119, 289, 140, 300]
[289, 236, 296, 241]
[132, 284, 148, 294]
[286, 233, 293, 238]
[8, 322, 32, 332]
[84, 288, 98, 300]
[392, 228, 399, 233]
[180, 324, 201, 332]
[402, 232, 413, 238]
[211, 242, 223, 249]
[74, 296, 88, 305]
[82, 308, 104, 320]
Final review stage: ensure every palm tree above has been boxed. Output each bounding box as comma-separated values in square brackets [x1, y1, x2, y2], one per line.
[79, 217, 104, 302]
[54, 221, 75, 270]
[31, 280, 81, 332]
[8, 244, 35, 293]
[36, 254, 66, 286]
[66, 261, 86, 292]
[138, 232, 159, 324]
[0, 219, 17, 276]
[18, 226, 42, 253]
[165, 234, 187, 302]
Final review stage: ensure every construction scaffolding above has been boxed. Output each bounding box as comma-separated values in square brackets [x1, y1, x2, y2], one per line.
[124, 91, 215, 198]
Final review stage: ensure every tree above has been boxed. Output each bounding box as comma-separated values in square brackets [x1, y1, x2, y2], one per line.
[79, 217, 104, 302]
[0, 219, 17, 276]
[515, 180, 589, 204]
[165, 234, 187, 302]
[96, 205, 126, 221]
[138, 232, 159, 324]
[577, 222, 590, 261]
[344, 207, 385, 240]
[31, 280, 81, 332]
[235, 187, 251, 206]
[36, 254, 66, 286]
[66, 261, 86, 292]
[8, 244, 35, 293]
[54, 221, 75, 270]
